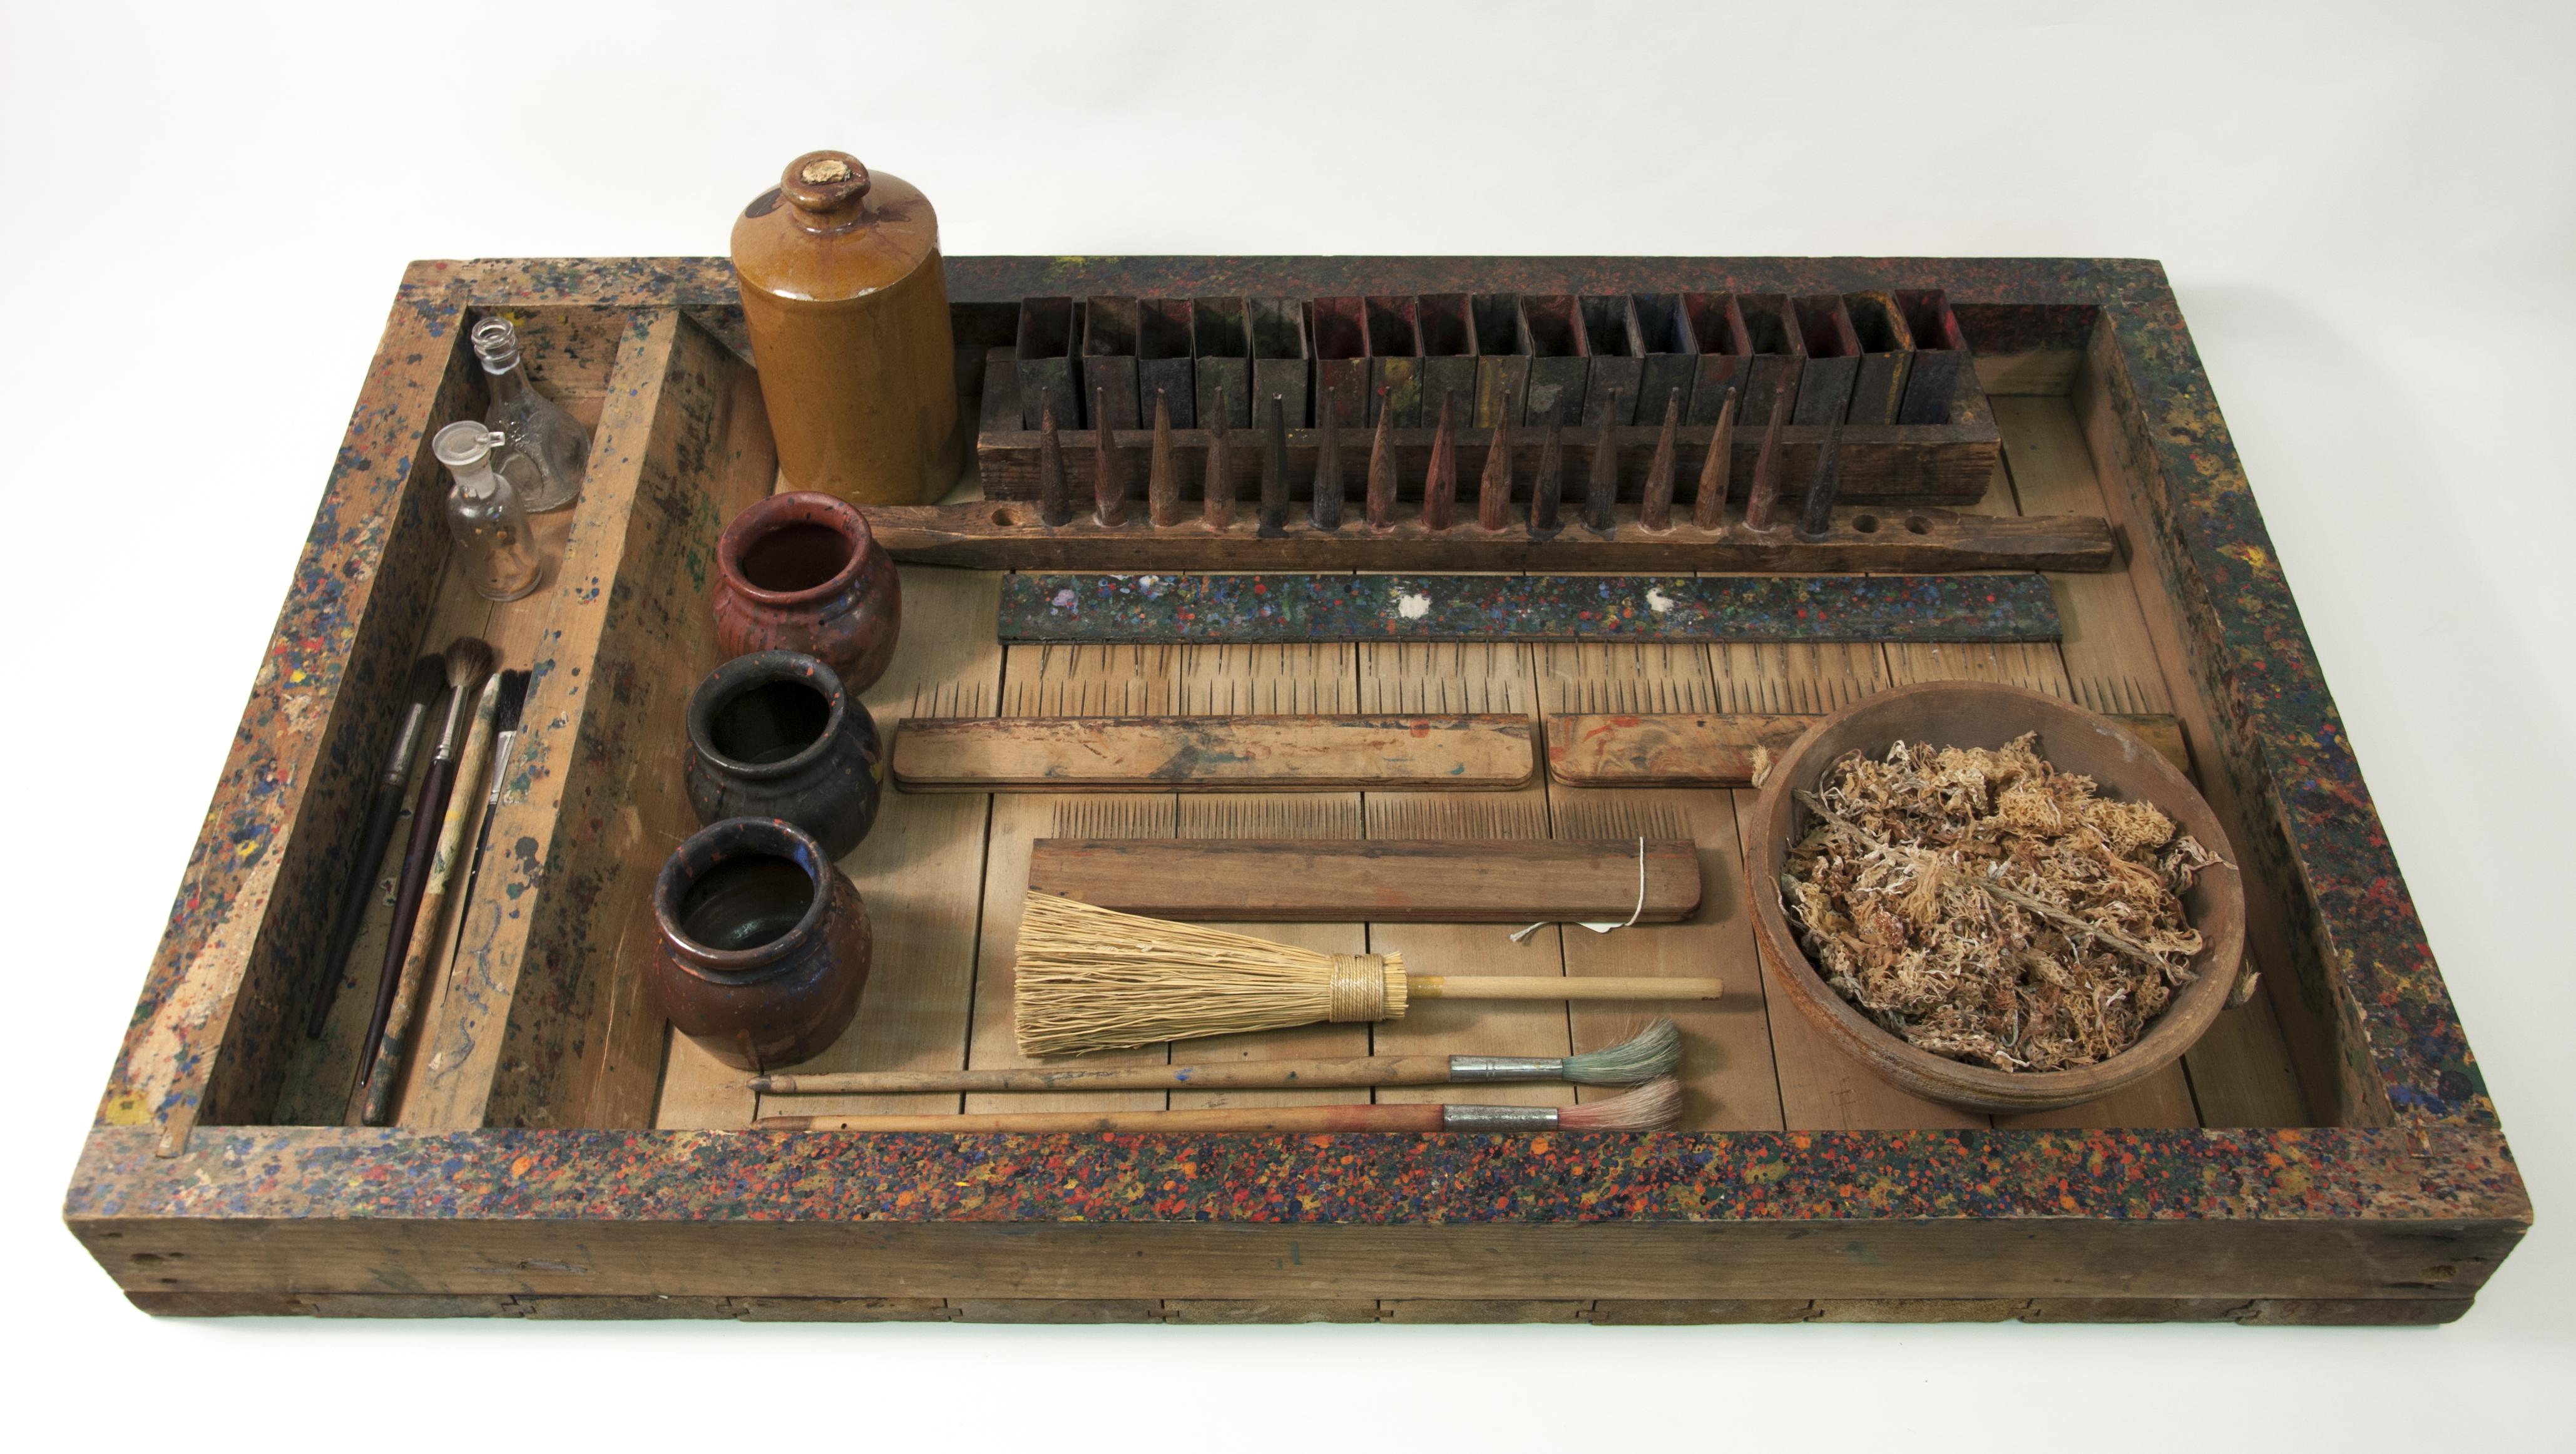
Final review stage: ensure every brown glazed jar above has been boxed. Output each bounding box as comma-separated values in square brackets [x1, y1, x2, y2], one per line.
[685, 650, 884, 859]
[711, 491, 902, 691]
[731, 148, 963, 506]
[652, 818, 871, 1072]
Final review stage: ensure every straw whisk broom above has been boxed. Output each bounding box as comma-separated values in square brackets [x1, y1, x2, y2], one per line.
[755, 1075, 1683, 1134]
[749, 1017, 1684, 1095]
[1014, 892, 1722, 1056]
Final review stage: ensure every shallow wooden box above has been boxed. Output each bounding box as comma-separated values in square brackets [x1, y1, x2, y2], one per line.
[69, 257, 2528, 1326]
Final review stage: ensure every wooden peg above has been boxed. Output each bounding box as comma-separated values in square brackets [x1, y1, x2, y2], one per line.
[1148, 389, 1180, 527]
[1639, 388, 1680, 532]
[1038, 404, 1071, 526]
[1365, 389, 1397, 530]
[1584, 389, 1620, 534]
[1203, 384, 1235, 533]
[1422, 391, 1458, 531]
[1693, 384, 1736, 531]
[1744, 368, 1796, 533]
[1259, 392, 1290, 536]
[1311, 386, 1344, 531]
[1092, 386, 1128, 527]
[1478, 387, 1517, 533]
[1531, 421, 1565, 534]
[1797, 409, 1845, 540]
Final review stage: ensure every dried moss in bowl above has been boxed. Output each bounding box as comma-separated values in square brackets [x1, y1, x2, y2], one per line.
[1781, 732, 2222, 1073]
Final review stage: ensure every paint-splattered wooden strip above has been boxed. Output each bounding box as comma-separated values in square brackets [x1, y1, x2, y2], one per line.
[998, 573, 2061, 645]
[1028, 837, 1700, 923]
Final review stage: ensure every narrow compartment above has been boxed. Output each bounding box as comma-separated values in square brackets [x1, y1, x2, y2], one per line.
[1191, 295, 1252, 427]
[1470, 292, 1530, 427]
[1843, 289, 1916, 425]
[1791, 293, 1862, 426]
[1080, 295, 1142, 429]
[1014, 296, 1080, 429]
[1578, 294, 1645, 424]
[1137, 297, 1194, 427]
[1249, 296, 1309, 427]
[1682, 291, 1754, 424]
[1632, 292, 1698, 425]
[1519, 294, 1590, 426]
[1309, 296, 1369, 427]
[1364, 294, 1425, 425]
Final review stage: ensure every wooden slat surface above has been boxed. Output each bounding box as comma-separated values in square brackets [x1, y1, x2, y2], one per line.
[646, 396, 2316, 1136]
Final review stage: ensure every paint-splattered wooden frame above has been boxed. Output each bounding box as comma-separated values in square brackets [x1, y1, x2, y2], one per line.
[66, 257, 2528, 1324]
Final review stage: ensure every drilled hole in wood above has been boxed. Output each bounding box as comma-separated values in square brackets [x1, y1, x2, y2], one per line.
[1904, 515, 1931, 534]
[991, 506, 1020, 527]
[1851, 514, 1879, 533]
[130, 1253, 166, 1266]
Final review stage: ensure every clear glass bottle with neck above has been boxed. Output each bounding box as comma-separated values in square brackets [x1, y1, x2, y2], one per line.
[473, 316, 589, 512]
[434, 422, 543, 602]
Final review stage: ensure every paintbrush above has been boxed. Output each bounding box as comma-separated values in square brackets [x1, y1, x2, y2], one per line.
[746, 1018, 1681, 1095]
[1014, 893, 1721, 1057]
[754, 1075, 1682, 1133]
[305, 654, 444, 1038]
[358, 636, 491, 1082]
[449, 668, 529, 951]
[359, 670, 503, 1126]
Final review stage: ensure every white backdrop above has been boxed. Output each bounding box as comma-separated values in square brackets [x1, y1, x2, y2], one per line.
[3, 3, 2568, 1448]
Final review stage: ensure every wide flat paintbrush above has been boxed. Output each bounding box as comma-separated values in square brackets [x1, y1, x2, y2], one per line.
[1015, 892, 1721, 1056]
[747, 1018, 1681, 1095]
[357, 636, 491, 1083]
[358, 669, 504, 1126]
[756, 1075, 1682, 1133]
[305, 654, 444, 1038]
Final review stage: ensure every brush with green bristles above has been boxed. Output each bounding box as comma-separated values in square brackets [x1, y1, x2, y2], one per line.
[744, 1018, 1684, 1096]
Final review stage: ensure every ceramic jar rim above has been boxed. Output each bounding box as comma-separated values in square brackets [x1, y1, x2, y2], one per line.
[717, 491, 876, 608]
[653, 818, 834, 982]
[687, 650, 852, 782]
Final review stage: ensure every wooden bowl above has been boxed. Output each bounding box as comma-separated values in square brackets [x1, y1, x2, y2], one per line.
[1749, 682, 2244, 1114]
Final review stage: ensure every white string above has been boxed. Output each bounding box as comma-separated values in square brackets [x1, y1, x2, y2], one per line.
[1510, 837, 1648, 943]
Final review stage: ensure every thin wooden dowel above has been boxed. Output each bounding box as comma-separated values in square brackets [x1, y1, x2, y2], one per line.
[1409, 975, 1722, 1001]
[759, 1103, 1448, 1134]
[753, 1054, 1465, 1096]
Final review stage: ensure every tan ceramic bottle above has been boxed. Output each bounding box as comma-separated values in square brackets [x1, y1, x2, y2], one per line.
[731, 150, 963, 506]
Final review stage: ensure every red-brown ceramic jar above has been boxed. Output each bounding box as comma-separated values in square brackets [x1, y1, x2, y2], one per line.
[710, 491, 902, 692]
[650, 817, 872, 1072]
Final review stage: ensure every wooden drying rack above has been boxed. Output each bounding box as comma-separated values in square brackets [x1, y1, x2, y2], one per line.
[66, 256, 2527, 1326]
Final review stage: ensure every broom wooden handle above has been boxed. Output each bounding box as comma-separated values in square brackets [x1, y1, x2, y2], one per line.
[751, 1055, 1465, 1095]
[1409, 975, 1722, 1001]
[757, 1103, 1448, 1133]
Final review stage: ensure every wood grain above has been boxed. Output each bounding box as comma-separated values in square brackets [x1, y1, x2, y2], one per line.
[892, 713, 1535, 792]
[1546, 709, 2188, 787]
[1026, 837, 1698, 923]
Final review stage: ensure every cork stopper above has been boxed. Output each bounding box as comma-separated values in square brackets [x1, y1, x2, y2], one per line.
[780, 149, 872, 222]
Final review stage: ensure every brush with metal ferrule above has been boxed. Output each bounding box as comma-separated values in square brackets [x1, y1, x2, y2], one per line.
[746, 1018, 1682, 1096]
[753, 1075, 1682, 1134]
[306, 654, 445, 1038]
[358, 636, 491, 1081]
[359, 668, 504, 1125]
[449, 669, 529, 958]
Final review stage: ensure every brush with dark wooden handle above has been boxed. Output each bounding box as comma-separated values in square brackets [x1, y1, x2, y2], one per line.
[747, 1018, 1680, 1095]
[448, 668, 529, 959]
[755, 1076, 1680, 1133]
[359, 671, 503, 1126]
[357, 636, 491, 1088]
[305, 654, 444, 1038]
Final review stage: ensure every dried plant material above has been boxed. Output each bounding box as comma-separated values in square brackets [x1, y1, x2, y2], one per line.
[1781, 732, 2219, 1073]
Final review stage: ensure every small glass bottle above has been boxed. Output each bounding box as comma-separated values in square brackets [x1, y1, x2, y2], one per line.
[434, 422, 543, 602]
[473, 316, 589, 512]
